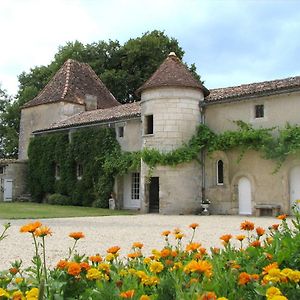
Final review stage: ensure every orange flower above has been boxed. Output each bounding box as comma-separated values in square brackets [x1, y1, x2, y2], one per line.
[69, 232, 85, 240]
[184, 260, 213, 277]
[20, 221, 42, 233]
[56, 260, 68, 270]
[89, 255, 102, 263]
[277, 214, 287, 220]
[132, 242, 143, 249]
[250, 240, 261, 248]
[262, 262, 279, 275]
[189, 223, 199, 230]
[67, 262, 81, 276]
[264, 253, 273, 260]
[236, 235, 246, 241]
[171, 250, 178, 257]
[238, 272, 252, 285]
[160, 248, 171, 258]
[107, 246, 121, 254]
[271, 224, 280, 231]
[127, 252, 141, 259]
[220, 234, 232, 244]
[9, 267, 19, 275]
[120, 289, 135, 298]
[240, 220, 255, 231]
[256, 227, 265, 236]
[198, 291, 217, 300]
[161, 230, 171, 236]
[173, 228, 181, 234]
[186, 242, 201, 252]
[212, 247, 220, 254]
[80, 262, 90, 271]
[34, 226, 52, 237]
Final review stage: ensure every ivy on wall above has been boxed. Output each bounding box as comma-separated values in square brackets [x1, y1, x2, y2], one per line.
[28, 120, 300, 207]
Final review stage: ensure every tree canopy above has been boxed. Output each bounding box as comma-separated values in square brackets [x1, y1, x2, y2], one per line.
[1, 30, 202, 158]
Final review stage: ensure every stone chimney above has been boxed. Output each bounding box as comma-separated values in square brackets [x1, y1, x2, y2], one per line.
[85, 95, 98, 111]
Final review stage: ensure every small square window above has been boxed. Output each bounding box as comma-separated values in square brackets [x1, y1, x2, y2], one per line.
[77, 163, 83, 180]
[117, 126, 124, 138]
[145, 115, 153, 135]
[255, 104, 264, 118]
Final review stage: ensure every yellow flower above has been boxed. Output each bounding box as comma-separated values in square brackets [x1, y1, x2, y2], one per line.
[149, 261, 164, 273]
[151, 249, 161, 260]
[106, 253, 115, 261]
[34, 226, 52, 237]
[0, 288, 9, 298]
[98, 263, 110, 273]
[143, 257, 151, 264]
[12, 290, 24, 300]
[281, 268, 300, 282]
[135, 270, 147, 279]
[140, 295, 151, 300]
[15, 277, 24, 284]
[266, 287, 282, 298]
[25, 287, 39, 300]
[141, 276, 160, 286]
[119, 269, 128, 277]
[184, 260, 212, 277]
[217, 298, 228, 300]
[86, 268, 101, 280]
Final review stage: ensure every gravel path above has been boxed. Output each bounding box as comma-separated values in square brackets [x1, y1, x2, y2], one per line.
[0, 214, 282, 270]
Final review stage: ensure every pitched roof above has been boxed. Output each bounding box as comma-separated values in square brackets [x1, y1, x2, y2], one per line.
[136, 52, 210, 96]
[22, 59, 120, 109]
[34, 102, 141, 133]
[206, 76, 300, 104]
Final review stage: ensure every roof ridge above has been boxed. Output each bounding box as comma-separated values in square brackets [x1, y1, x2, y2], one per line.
[61, 59, 72, 99]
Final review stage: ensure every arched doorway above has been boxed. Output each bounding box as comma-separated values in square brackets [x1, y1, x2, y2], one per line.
[289, 166, 300, 212]
[238, 177, 252, 215]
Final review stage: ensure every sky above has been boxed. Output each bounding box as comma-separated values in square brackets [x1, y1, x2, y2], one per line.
[1, 0, 300, 96]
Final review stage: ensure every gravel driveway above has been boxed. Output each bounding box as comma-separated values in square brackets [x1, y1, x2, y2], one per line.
[0, 214, 282, 270]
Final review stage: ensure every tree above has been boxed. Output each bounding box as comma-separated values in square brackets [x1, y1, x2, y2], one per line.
[4, 30, 202, 157]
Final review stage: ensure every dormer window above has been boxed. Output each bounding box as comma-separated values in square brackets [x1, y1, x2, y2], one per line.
[255, 104, 264, 119]
[145, 115, 153, 135]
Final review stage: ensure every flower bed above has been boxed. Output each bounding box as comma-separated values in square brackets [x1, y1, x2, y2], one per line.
[0, 207, 299, 299]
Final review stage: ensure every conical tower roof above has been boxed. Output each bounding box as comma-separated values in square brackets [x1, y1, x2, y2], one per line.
[23, 59, 120, 109]
[136, 52, 209, 96]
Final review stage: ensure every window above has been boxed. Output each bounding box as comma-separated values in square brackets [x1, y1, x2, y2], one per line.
[117, 126, 124, 138]
[131, 172, 140, 200]
[216, 160, 224, 185]
[55, 164, 61, 180]
[0, 166, 4, 175]
[255, 104, 264, 118]
[77, 163, 83, 180]
[145, 115, 153, 135]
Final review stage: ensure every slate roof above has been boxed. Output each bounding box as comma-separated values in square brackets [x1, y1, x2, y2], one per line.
[34, 102, 141, 133]
[206, 76, 300, 104]
[22, 59, 120, 109]
[136, 52, 210, 96]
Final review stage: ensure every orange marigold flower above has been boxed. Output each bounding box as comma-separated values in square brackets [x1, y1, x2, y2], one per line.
[212, 247, 220, 254]
[186, 242, 201, 252]
[240, 220, 255, 231]
[251, 274, 260, 281]
[20, 221, 42, 233]
[120, 289, 135, 298]
[236, 234, 246, 241]
[220, 234, 232, 244]
[173, 228, 181, 234]
[9, 267, 19, 275]
[127, 252, 141, 259]
[132, 242, 143, 249]
[256, 227, 265, 236]
[56, 260, 68, 270]
[238, 272, 252, 285]
[160, 248, 171, 258]
[69, 232, 85, 240]
[262, 262, 279, 275]
[34, 226, 52, 237]
[250, 240, 261, 248]
[264, 253, 273, 260]
[161, 230, 171, 236]
[165, 259, 174, 266]
[89, 255, 102, 263]
[107, 246, 121, 254]
[277, 214, 287, 220]
[271, 224, 280, 230]
[184, 260, 213, 277]
[80, 261, 90, 271]
[189, 223, 199, 230]
[67, 262, 81, 276]
[198, 291, 217, 300]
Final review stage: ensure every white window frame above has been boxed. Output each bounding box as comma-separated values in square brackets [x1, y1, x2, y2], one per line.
[131, 172, 140, 200]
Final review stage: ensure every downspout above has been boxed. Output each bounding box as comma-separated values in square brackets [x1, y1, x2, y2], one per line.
[200, 104, 206, 202]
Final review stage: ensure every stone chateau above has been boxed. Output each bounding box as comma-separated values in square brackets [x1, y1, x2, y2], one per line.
[1, 52, 300, 215]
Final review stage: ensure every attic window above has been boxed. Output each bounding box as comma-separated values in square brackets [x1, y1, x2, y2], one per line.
[77, 163, 83, 180]
[145, 115, 154, 135]
[255, 104, 264, 119]
[55, 164, 61, 180]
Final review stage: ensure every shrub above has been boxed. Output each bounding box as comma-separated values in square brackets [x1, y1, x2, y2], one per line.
[47, 193, 71, 206]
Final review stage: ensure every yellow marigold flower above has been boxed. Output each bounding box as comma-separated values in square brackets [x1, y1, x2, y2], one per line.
[256, 226, 265, 236]
[266, 237, 274, 244]
[12, 290, 24, 300]
[264, 268, 283, 283]
[198, 291, 217, 300]
[25, 287, 39, 300]
[69, 232, 85, 240]
[189, 223, 199, 230]
[263, 262, 279, 275]
[132, 242, 143, 249]
[89, 255, 102, 263]
[172, 261, 183, 270]
[34, 226, 52, 237]
[236, 235, 246, 241]
[128, 268, 136, 275]
[140, 295, 150, 300]
[149, 261, 164, 273]
[99, 262, 110, 273]
[266, 286, 283, 298]
[86, 268, 101, 280]
[142, 276, 159, 286]
[217, 298, 229, 300]
[0, 288, 10, 298]
[120, 289, 135, 298]
[56, 260, 68, 270]
[151, 249, 161, 260]
[135, 270, 147, 279]
[67, 262, 81, 276]
[186, 242, 201, 252]
[107, 245, 120, 254]
[20, 221, 42, 233]
[106, 253, 115, 261]
[240, 220, 255, 231]
[184, 260, 212, 277]
[286, 269, 300, 282]
[220, 234, 232, 244]
[15, 277, 24, 284]
[269, 296, 288, 300]
[161, 230, 171, 236]
[175, 233, 185, 240]
[143, 257, 151, 264]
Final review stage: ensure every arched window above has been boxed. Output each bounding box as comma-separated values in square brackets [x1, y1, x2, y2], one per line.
[217, 160, 224, 185]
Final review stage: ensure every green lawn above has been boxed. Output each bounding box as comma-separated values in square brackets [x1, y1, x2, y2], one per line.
[0, 202, 135, 219]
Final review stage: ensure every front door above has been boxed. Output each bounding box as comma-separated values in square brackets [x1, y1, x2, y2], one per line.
[238, 177, 252, 215]
[149, 177, 159, 213]
[289, 166, 300, 212]
[4, 179, 13, 202]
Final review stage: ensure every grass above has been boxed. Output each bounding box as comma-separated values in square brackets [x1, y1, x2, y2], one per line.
[0, 202, 135, 219]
